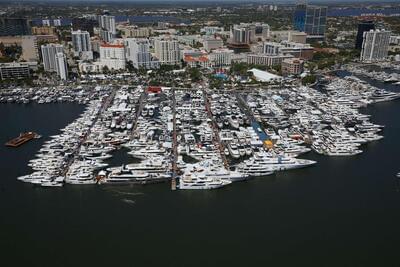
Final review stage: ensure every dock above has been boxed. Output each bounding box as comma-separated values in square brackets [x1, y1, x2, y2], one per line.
[5, 132, 40, 147]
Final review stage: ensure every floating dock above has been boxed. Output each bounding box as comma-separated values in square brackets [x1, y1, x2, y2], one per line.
[5, 132, 40, 147]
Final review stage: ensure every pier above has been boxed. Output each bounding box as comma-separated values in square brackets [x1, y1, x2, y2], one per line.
[171, 88, 178, 190]
[202, 89, 229, 169]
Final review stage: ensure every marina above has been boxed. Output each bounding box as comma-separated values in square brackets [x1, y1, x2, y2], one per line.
[2, 67, 399, 189]
[1, 90, 400, 266]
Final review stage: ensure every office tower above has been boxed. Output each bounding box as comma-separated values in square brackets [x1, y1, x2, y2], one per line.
[355, 21, 375, 50]
[55, 52, 68, 80]
[360, 30, 391, 62]
[294, 4, 327, 36]
[41, 44, 64, 72]
[124, 38, 153, 69]
[0, 18, 32, 36]
[72, 30, 91, 53]
[154, 39, 181, 65]
[72, 17, 98, 35]
[98, 15, 116, 35]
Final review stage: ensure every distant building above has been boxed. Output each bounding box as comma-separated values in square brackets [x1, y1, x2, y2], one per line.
[98, 15, 116, 35]
[294, 4, 327, 37]
[355, 21, 375, 50]
[263, 41, 314, 60]
[203, 38, 224, 51]
[100, 29, 114, 43]
[32, 26, 56, 35]
[72, 17, 98, 35]
[72, 30, 91, 53]
[247, 53, 293, 66]
[390, 35, 400, 45]
[55, 52, 68, 80]
[0, 18, 32, 36]
[0, 62, 30, 80]
[200, 26, 223, 35]
[41, 44, 64, 72]
[124, 38, 159, 69]
[282, 58, 304, 76]
[360, 30, 391, 62]
[230, 24, 255, 45]
[99, 43, 126, 70]
[0, 36, 39, 62]
[42, 20, 51, 27]
[53, 19, 62, 27]
[154, 38, 181, 65]
[120, 26, 153, 38]
[208, 48, 233, 68]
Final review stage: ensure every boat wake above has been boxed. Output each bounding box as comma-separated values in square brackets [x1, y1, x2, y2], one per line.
[121, 198, 136, 205]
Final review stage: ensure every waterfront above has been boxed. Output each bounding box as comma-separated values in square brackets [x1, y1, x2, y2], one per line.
[1, 95, 400, 266]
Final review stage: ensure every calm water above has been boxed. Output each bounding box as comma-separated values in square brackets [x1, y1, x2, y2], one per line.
[1, 93, 400, 266]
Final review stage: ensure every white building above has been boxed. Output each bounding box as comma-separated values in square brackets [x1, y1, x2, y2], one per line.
[230, 25, 255, 45]
[72, 30, 91, 53]
[53, 19, 61, 27]
[42, 19, 51, 26]
[41, 43, 64, 72]
[55, 52, 68, 80]
[200, 26, 223, 35]
[100, 43, 126, 70]
[98, 15, 116, 35]
[360, 30, 391, 62]
[203, 38, 224, 51]
[124, 38, 159, 69]
[154, 38, 181, 65]
[247, 53, 293, 66]
[99, 28, 114, 43]
[248, 68, 282, 82]
[209, 48, 233, 68]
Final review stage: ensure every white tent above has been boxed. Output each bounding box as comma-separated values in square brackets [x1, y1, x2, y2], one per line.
[248, 68, 282, 82]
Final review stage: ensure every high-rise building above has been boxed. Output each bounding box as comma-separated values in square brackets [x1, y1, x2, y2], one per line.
[0, 18, 32, 36]
[98, 15, 116, 35]
[355, 21, 375, 50]
[360, 29, 391, 62]
[41, 44, 64, 72]
[100, 29, 114, 43]
[230, 24, 255, 45]
[294, 4, 327, 36]
[100, 43, 126, 70]
[72, 30, 91, 53]
[72, 18, 98, 35]
[124, 38, 157, 69]
[55, 52, 68, 80]
[154, 38, 181, 65]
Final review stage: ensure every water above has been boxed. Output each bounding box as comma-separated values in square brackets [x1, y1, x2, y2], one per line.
[1, 95, 400, 266]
